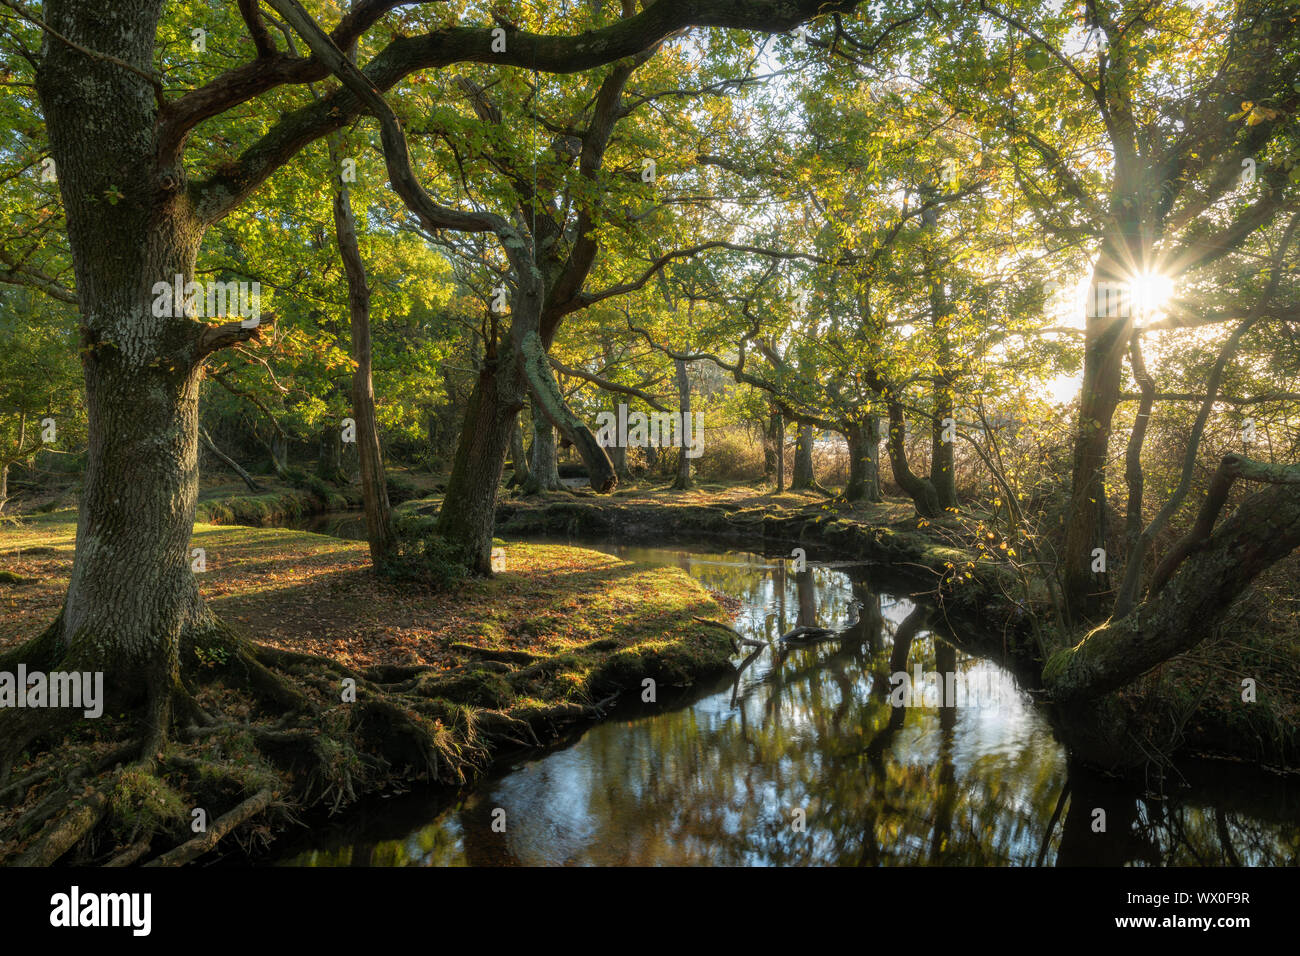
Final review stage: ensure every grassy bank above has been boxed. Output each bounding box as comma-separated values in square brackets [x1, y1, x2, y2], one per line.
[195, 485, 362, 526]
[488, 484, 1027, 627]
[0, 514, 735, 864]
[1, 513, 735, 704]
[8, 466, 439, 530]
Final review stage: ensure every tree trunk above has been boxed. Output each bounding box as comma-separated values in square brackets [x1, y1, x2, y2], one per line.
[762, 416, 777, 479]
[608, 442, 630, 482]
[1114, 334, 1155, 618]
[929, 332, 958, 510]
[1061, 234, 1138, 619]
[2, 413, 24, 513]
[436, 318, 617, 569]
[506, 418, 530, 488]
[1046, 466, 1300, 703]
[519, 330, 616, 493]
[435, 363, 522, 574]
[23, 0, 246, 750]
[525, 413, 563, 493]
[925, 207, 958, 511]
[317, 424, 346, 484]
[773, 410, 785, 493]
[844, 419, 882, 502]
[791, 424, 815, 490]
[671, 357, 692, 491]
[865, 415, 882, 500]
[330, 133, 392, 565]
[268, 431, 289, 478]
[886, 402, 940, 517]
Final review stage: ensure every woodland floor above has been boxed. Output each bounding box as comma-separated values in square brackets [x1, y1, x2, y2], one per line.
[1, 513, 736, 701]
[514, 479, 922, 522]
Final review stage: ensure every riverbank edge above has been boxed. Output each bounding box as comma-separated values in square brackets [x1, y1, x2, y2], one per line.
[494, 495, 1030, 637]
[0, 518, 737, 866]
[491, 494, 1300, 773]
[195, 483, 363, 526]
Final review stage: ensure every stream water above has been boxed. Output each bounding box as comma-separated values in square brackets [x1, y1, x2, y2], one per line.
[265, 514, 1299, 866]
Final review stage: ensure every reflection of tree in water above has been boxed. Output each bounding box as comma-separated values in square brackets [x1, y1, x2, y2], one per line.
[1053, 760, 1300, 866]
[414, 569, 1073, 865]
[282, 549, 1299, 866]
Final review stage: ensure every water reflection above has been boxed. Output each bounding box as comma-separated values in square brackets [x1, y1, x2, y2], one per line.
[270, 535, 1298, 867]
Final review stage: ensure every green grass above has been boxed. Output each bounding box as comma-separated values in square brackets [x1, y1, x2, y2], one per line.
[1, 512, 737, 718]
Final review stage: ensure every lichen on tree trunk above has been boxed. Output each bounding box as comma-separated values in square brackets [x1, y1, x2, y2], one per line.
[525, 413, 564, 493]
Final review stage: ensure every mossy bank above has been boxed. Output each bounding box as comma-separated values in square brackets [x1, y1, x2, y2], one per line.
[0, 515, 735, 865]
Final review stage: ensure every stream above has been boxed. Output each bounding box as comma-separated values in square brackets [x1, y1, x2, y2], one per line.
[264, 513, 1299, 866]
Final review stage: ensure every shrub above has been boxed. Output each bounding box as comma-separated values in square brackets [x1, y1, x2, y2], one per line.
[695, 426, 764, 482]
[380, 514, 471, 589]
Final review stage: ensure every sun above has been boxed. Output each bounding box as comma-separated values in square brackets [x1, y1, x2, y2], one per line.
[1055, 271, 1178, 329]
[1128, 271, 1175, 320]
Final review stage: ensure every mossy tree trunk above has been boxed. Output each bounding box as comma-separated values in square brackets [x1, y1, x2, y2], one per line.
[18, 0, 268, 760]
[1046, 461, 1300, 703]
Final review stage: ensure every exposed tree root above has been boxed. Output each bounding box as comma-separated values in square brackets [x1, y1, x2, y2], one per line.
[447, 642, 539, 665]
[0, 700, 83, 787]
[1, 608, 519, 866]
[144, 789, 275, 867]
[16, 789, 108, 866]
[0, 764, 56, 804]
[105, 840, 153, 867]
[0, 598, 649, 866]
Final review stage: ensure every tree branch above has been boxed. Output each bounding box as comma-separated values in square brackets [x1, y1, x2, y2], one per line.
[549, 357, 669, 411]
